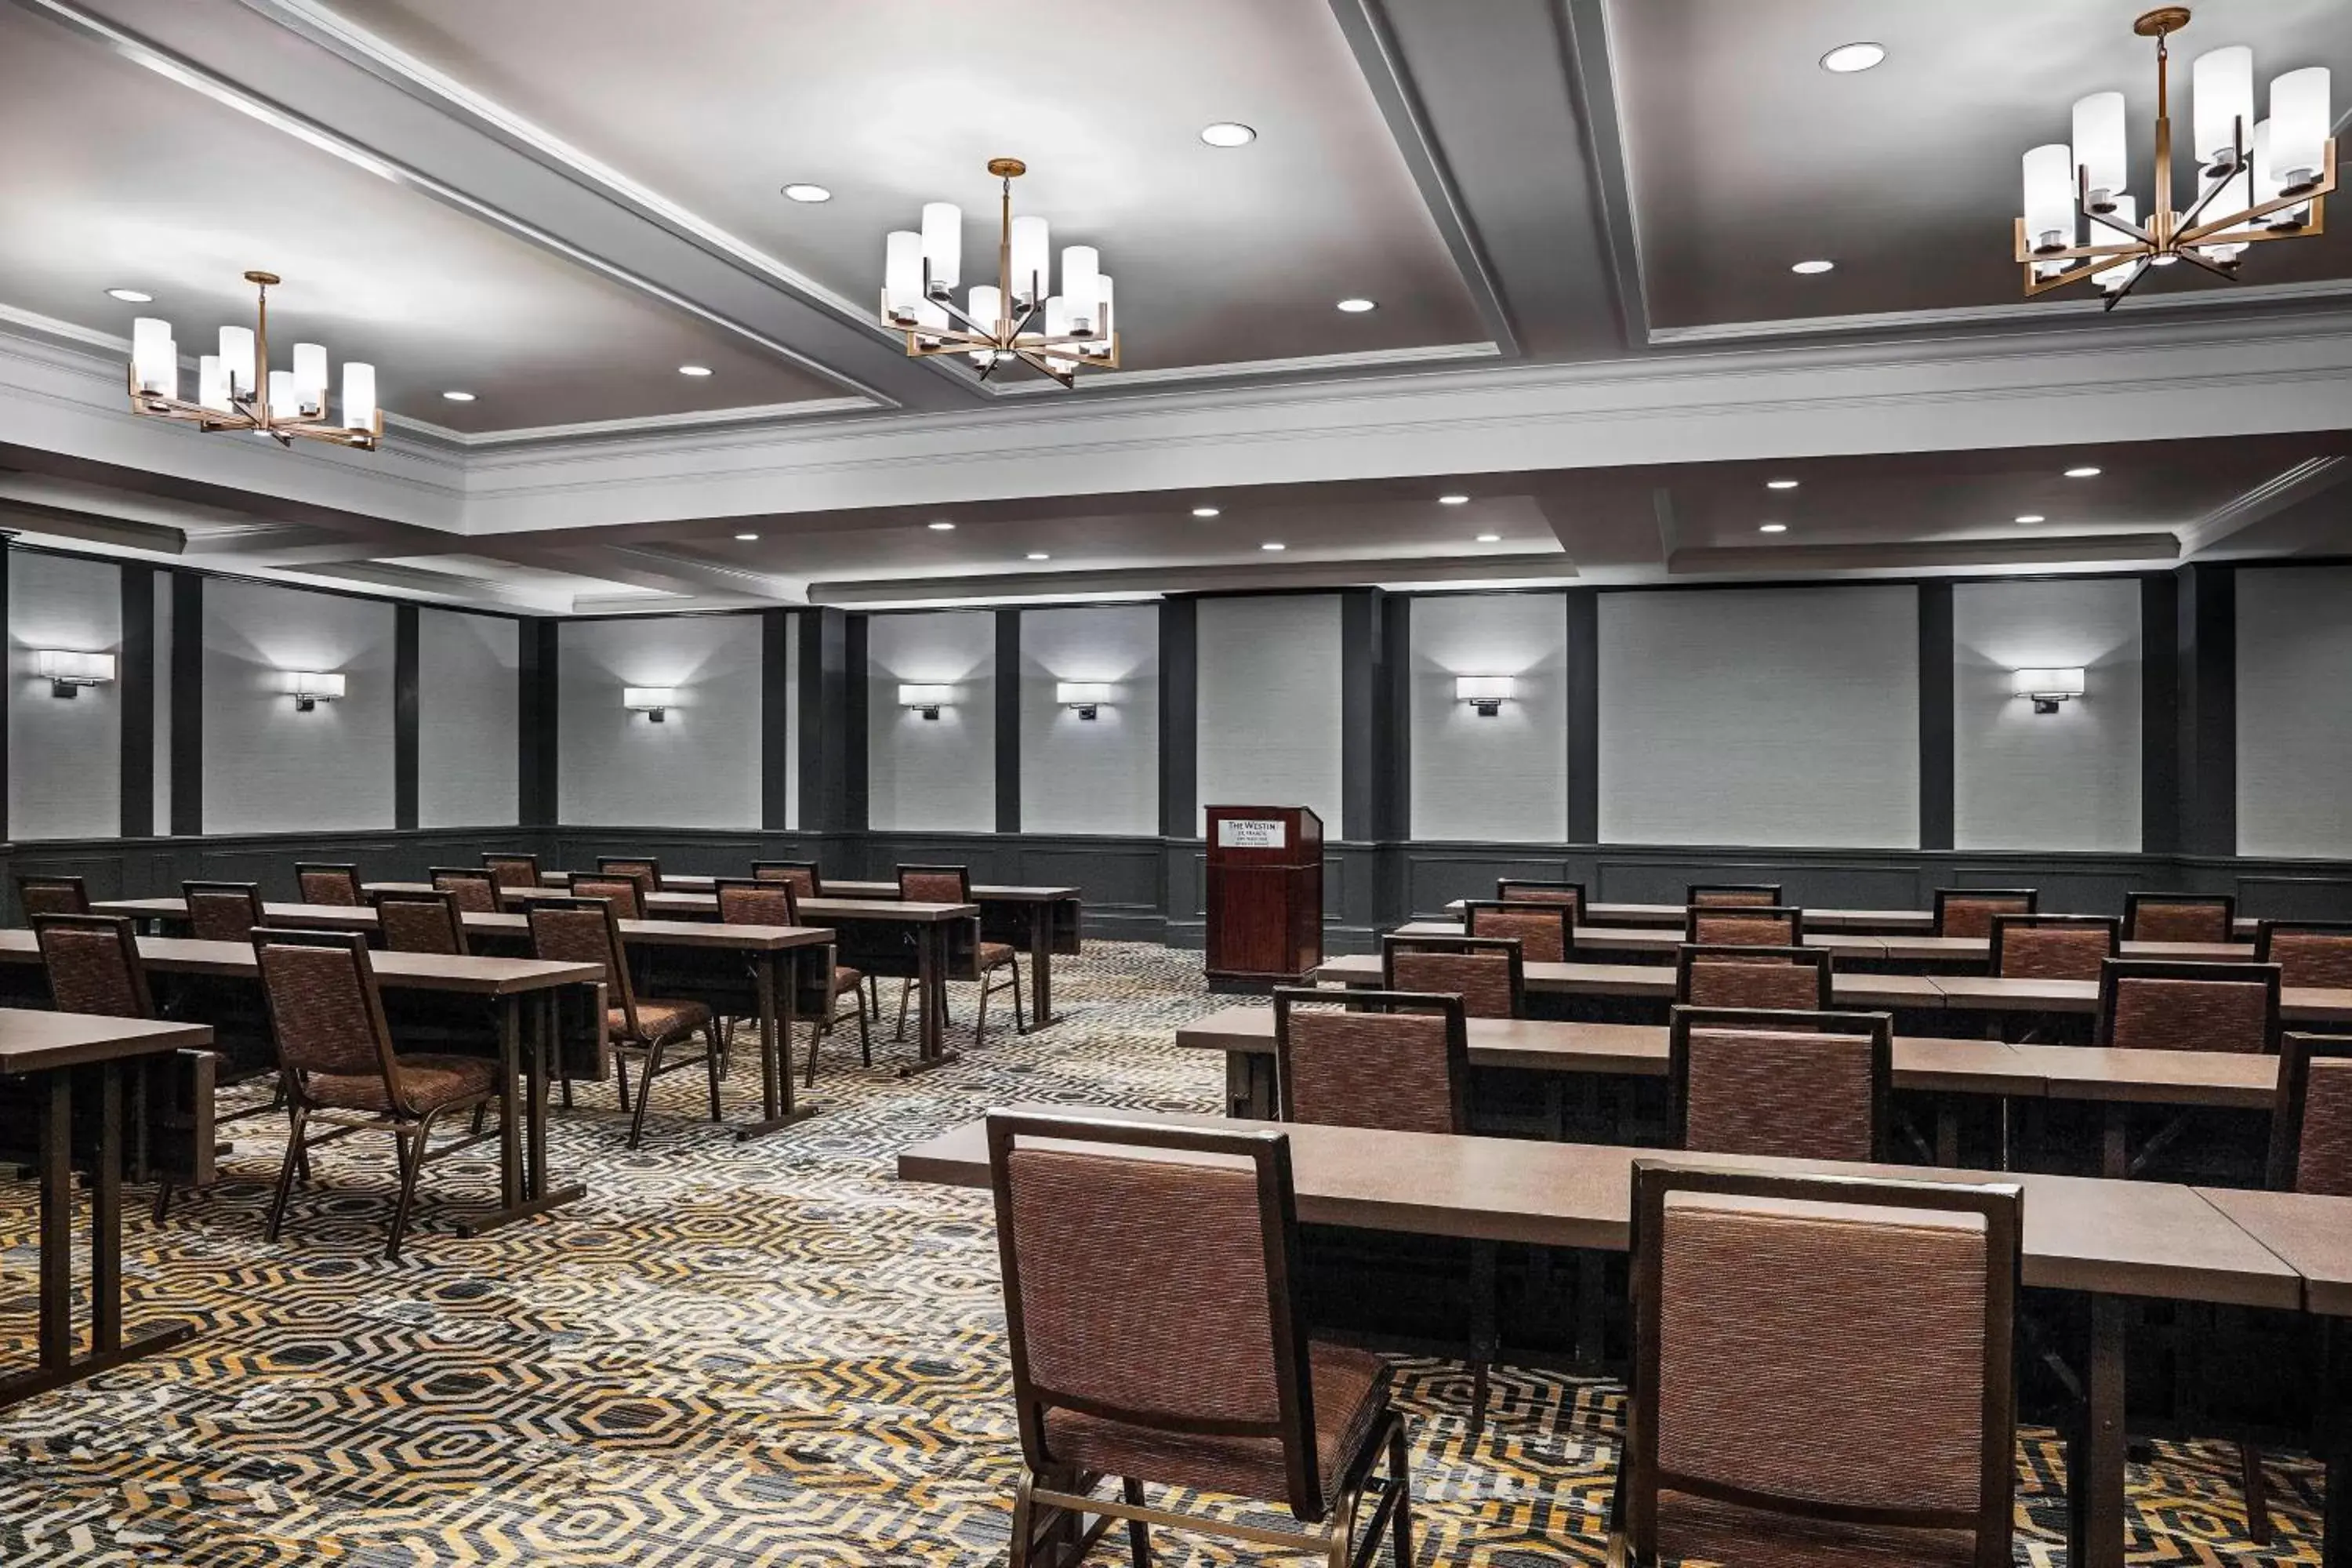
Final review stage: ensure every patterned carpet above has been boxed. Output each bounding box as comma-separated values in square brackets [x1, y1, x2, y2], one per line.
[0, 940, 2325, 1565]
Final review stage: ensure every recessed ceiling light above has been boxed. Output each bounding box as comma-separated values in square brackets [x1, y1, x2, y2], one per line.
[1026, 552, 1050, 561]
[1819, 42, 1886, 73]
[441, 390, 476, 402]
[1199, 122, 1256, 148]
[927, 520, 956, 531]
[1475, 533, 1502, 543]
[2065, 466, 2102, 478]
[1438, 494, 1470, 506]
[2014, 514, 2046, 524]
[105, 287, 153, 303]
[1192, 506, 1221, 518]
[1791, 260, 1836, 275]
[678, 364, 713, 377]
[734, 532, 760, 541]
[1336, 297, 1377, 313]
[780, 183, 832, 203]
[1759, 522, 1789, 533]
[1261, 542, 1287, 551]
[1766, 478, 1800, 490]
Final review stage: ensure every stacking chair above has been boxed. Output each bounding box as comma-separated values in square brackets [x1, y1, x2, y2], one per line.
[1612, 1163, 2019, 1568]
[252, 928, 501, 1261]
[1379, 934, 1524, 1018]
[711, 877, 869, 1085]
[481, 851, 543, 891]
[1686, 883, 1784, 908]
[2096, 958, 2281, 1181]
[597, 856, 662, 895]
[527, 896, 720, 1149]
[752, 860, 823, 897]
[14, 873, 90, 919]
[1673, 944, 1834, 1011]
[1462, 898, 1574, 962]
[1667, 1006, 1893, 1162]
[1494, 878, 1584, 919]
[430, 866, 503, 915]
[895, 866, 1024, 1045]
[2124, 891, 2237, 944]
[566, 872, 646, 920]
[1935, 887, 2038, 938]
[183, 881, 266, 943]
[1988, 913, 2119, 980]
[2255, 920, 2352, 989]
[295, 863, 363, 906]
[1682, 903, 1802, 947]
[986, 1112, 1413, 1568]
[371, 887, 470, 956]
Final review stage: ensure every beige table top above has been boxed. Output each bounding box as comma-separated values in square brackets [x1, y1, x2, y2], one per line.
[0, 1008, 214, 1075]
[1455, 901, 2263, 941]
[1312, 953, 1947, 1010]
[1394, 919, 2251, 964]
[361, 884, 977, 922]
[607, 874, 1078, 902]
[2196, 1186, 2352, 1316]
[0, 931, 599, 996]
[91, 898, 831, 951]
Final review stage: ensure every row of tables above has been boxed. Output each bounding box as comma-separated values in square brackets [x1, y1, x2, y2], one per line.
[1401, 916, 2249, 965]
[1471, 898, 2263, 940]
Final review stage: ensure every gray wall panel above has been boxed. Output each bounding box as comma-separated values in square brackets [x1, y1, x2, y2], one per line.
[557, 615, 761, 829]
[866, 611, 995, 833]
[418, 609, 520, 828]
[1953, 578, 2142, 851]
[2238, 564, 2352, 858]
[1196, 594, 1344, 834]
[1410, 592, 1568, 843]
[1598, 586, 1921, 848]
[201, 579, 396, 834]
[9, 553, 122, 841]
[1021, 604, 1159, 837]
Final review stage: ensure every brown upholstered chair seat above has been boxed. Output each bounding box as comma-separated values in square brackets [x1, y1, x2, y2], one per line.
[1654, 1490, 1980, 1568]
[1042, 1341, 1388, 1504]
[303, 1054, 499, 1115]
[611, 997, 712, 1043]
[978, 942, 1017, 970]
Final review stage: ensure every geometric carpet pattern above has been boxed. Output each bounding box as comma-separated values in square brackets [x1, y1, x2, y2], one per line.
[0, 941, 2325, 1565]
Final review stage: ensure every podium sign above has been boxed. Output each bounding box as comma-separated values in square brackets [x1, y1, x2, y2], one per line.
[1203, 804, 1323, 985]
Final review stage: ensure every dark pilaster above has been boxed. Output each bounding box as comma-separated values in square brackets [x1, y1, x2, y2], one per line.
[118, 565, 154, 839]
[1564, 588, 1600, 844]
[394, 603, 419, 830]
[1159, 597, 1198, 838]
[1917, 581, 1955, 851]
[169, 570, 203, 837]
[762, 608, 792, 830]
[995, 608, 1022, 833]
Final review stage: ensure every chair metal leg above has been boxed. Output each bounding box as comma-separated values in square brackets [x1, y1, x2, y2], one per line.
[151, 1180, 174, 1223]
[1013, 957, 1028, 1034]
[265, 1104, 308, 1243]
[612, 1048, 633, 1114]
[893, 978, 913, 1042]
[975, 968, 993, 1051]
[2240, 1440, 2271, 1545]
[702, 1022, 724, 1121]
[856, 995, 871, 1066]
[385, 1115, 436, 1262]
[626, 1038, 667, 1149]
[1468, 1237, 1498, 1442]
[803, 1012, 826, 1091]
[1121, 1476, 1152, 1567]
[1008, 1470, 1036, 1568]
[1387, 1422, 1414, 1565]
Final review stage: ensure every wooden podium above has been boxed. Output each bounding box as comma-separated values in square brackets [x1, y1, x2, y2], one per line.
[1203, 805, 1324, 988]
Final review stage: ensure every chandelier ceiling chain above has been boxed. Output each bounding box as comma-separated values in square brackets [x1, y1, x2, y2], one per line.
[126, 271, 381, 449]
[878, 158, 1118, 388]
[2015, 7, 2336, 307]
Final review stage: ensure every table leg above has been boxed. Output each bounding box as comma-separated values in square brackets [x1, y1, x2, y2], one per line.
[496, 993, 524, 1210]
[38, 1072, 71, 1370]
[2068, 1294, 2129, 1568]
[1934, 1101, 1961, 1167]
[528, 992, 553, 1201]
[1226, 1051, 1274, 1119]
[94, 1064, 122, 1354]
[2320, 1316, 2348, 1568]
[899, 924, 960, 1076]
[2101, 1102, 2129, 1181]
[454, 988, 585, 1237]
[735, 949, 815, 1139]
[1026, 903, 1057, 1030]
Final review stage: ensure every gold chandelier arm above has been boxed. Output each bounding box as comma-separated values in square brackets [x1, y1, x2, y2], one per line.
[2176, 140, 2338, 243]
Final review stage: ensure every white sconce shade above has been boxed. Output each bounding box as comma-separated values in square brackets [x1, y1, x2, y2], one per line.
[267, 369, 300, 419]
[291, 342, 328, 411]
[2021, 143, 2078, 252]
[883, 230, 924, 322]
[2012, 667, 2085, 714]
[898, 683, 953, 719]
[285, 670, 346, 712]
[1061, 245, 1100, 334]
[2192, 45, 2255, 171]
[623, 686, 675, 722]
[36, 649, 114, 698]
[1456, 676, 1515, 717]
[2071, 92, 2128, 207]
[1057, 681, 1113, 719]
[217, 325, 255, 397]
[341, 361, 377, 430]
[131, 318, 176, 396]
[2270, 67, 2330, 190]
[1010, 214, 1050, 307]
[920, 201, 961, 294]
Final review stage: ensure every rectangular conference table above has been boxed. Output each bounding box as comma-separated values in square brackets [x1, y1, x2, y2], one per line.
[899, 1102, 2333, 1568]
[1446, 900, 2265, 941]
[1394, 918, 2252, 965]
[0, 932, 597, 1233]
[93, 898, 835, 1134]
[0, 1009, 213, 1407]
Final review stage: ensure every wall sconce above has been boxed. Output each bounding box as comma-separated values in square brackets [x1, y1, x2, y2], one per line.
[1455, 676, 1515, 717]
[623, 686, 676, 723]
[2011, 667, 2085, 715]
[284, 671, 345, 713]
[899, 683, 953, 720]
[35, 649, 114, 699]
[1056, 681, 1115, 720]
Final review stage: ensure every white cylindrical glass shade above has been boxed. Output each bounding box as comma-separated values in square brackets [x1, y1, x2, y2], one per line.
[2010, 668, 2085, 698]
[912, 299, 949, 347]
[2193, 45, 2255, 169]
[1059, 245, 1099, 333]
[267, 369, 299, 419]
[1044, 294, 1070, 345]
[884, 230, 924, 321]
[919, 201, 961, 293]
[131, 318, 176, 396]
[2071, 92, 2128, 204]
[217, 325, 255, 397]
[965, 285, 1004, 365]
[198, 354, 230, 412]
[291, 342, 328, 411]
[340, 361, 376, 430]
[2198, 167, 2252, 258]
[1010, 214, 1050, 306]
[2022, 143, 2077, 251]
[2271, 67, 2332, 187]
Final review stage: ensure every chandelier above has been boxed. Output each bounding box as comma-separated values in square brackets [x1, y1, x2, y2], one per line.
[880, 158, 1118, 387]
[2016, 8, 2335, 307]
[127, 271, 381, 449]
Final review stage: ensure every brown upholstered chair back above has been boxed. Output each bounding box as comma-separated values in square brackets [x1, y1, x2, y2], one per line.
[567, 873, 645, 920]
[1687, 884, 1784, 908]
[1463, 900, 1573, 962]
[183, 881, 265, 945]
[985, 1112, 1329, 1520]
[482, 853, 542, 891]
[2096, 959, 2279, 1054]
[15, 874, 90, 920]
[254, 928, 409, 1109]
[528, 896, 637, 1028]
[597, 857, 661, 894]
[713, 877, 798, 927]
[1379, 935, 1524, 1019]
[1668, 1006, 1893, 1163]
[897, 864, 972, 904]
[2124, 891, 2236, 944]
[1624, 1163, 2019, 1568]
[1989, 914, 2118, 980]
[32, 914, 154, 1018]
[1494, 879, 1583, 919]
[2270, 1033, 2352, 1197]
[372, 889, 470, 956]
[295, 863, 362, 906]
[2256, 920, 2352, 989]
[1675, 944, 1834, 1011]
[1272, 988, 1468, 1137]
[752, 860, 822, 897]
[1935, 888, 2038, 939]
[430, 867, 503, 915]
[1684, 906, 1802, 947]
